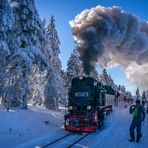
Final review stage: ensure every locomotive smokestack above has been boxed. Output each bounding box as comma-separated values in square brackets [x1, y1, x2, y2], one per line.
[70, 6, 148, 89]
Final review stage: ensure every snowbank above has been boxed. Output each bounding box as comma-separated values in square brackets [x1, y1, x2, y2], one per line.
[0, 105, 64, 148]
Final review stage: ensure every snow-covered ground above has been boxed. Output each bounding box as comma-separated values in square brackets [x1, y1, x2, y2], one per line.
[0, 104, 64, 148]
[0, 106, 148, 148]
[79, 107, 148, 148]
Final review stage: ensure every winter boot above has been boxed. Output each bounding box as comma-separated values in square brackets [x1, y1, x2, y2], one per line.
[136, 135, 142, 143]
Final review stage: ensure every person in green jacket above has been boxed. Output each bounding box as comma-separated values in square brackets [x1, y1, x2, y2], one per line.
[129, 100, 145, 143]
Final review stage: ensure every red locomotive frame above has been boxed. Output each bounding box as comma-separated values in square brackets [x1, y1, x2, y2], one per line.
[65, 105, 112, 133]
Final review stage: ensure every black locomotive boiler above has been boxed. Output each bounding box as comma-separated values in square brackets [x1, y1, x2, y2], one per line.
[64, 76, 115, 133]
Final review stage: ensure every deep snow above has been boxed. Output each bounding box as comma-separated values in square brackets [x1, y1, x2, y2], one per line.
[0, 105, 148, 148]
[0, 104, 64, 148]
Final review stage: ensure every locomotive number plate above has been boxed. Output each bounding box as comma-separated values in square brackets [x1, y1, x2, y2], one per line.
[75, 92, 89, 97]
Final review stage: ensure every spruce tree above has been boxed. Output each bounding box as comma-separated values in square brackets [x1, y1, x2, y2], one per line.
[65, 49, 82, 89]
[0, 0, 14, 110]
[100, 68, 109, 85]
[1, 0, 51, 110]
[45, 16, 65, 109]
[141, 90, 146, 101]
[11, 0, 50, 109]
[136, 88, 140, 100]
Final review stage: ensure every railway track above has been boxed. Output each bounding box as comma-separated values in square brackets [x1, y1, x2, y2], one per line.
[67, 133, 89, 148]
[42, 133, 72, 148]
[41, 133, 90, 148]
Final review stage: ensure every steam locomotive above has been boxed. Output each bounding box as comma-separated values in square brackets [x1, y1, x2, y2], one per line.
[64, 76, 115, 133]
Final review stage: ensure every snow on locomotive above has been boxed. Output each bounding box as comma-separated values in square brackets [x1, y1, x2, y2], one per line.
[64, 75, 115, 133]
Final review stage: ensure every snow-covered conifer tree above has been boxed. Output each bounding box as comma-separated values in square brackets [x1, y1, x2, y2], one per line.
[100, 68, 109, 85]
[146, 90, 148, 101]
[45, 16, 65, 108]
[10, 0, 51, 109]
[0, 0, 52, 110]
[126, 91, 132, 99]
[136, 88, 140, 100]
[65, 49, 82, 89]
[28, 64, 48, 106]
[121, 86, 126, 95]
[141, 90, 146, 101]
[0, 0, 15, 110]
[0, 0, 68, 111]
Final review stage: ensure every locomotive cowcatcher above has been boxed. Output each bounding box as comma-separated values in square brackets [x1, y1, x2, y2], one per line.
[64, 75, 115, 133]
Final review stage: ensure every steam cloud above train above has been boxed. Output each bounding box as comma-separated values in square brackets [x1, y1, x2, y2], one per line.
[70, 6, 148, 89]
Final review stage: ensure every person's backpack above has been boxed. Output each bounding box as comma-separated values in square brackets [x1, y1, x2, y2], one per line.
[133, 106, 145, 120]
[129, 105, 136, 114]
[133, 107, 139, 118]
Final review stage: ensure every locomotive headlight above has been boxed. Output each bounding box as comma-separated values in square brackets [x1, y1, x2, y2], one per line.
[86, 105, 91, 110]
[68, 106, 73, 110]
[79, 76, 83, 80]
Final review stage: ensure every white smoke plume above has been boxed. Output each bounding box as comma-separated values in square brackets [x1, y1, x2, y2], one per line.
[70, 6, 148, 89]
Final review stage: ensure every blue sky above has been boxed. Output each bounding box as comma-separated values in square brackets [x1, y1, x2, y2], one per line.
[35, 0, 148, 94]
